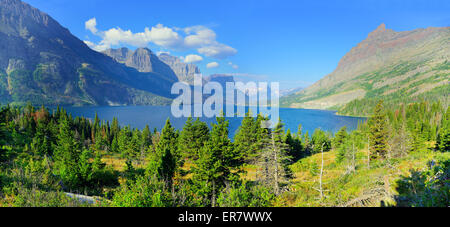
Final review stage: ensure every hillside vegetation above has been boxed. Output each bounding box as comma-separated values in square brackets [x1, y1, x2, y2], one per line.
[0, 100, 448, 207]
[281, 24, 450, 116]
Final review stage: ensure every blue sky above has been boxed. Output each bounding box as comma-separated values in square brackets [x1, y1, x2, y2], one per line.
[25, 0, 450, 90]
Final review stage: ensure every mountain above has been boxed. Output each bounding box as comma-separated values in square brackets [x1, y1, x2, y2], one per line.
[281, 24, 449, 115]
[204, 74, 235, 84]
[102, 48, 178, 82]
[0, 0, 176, 106]
[280, 86, 304, 97]
[157, 53, 201, 84]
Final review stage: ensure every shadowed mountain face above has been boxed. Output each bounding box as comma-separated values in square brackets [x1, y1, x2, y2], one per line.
[157, 53, 201, 84]
[0, 0, 175, 106]
[281, 24, 450, 112]
[102, 48, 179, 82]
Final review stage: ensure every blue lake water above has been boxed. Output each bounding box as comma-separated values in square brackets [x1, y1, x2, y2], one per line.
[58, 106, 366, 137]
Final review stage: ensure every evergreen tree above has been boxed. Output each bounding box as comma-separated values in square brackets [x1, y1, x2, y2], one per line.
[192, 115, 239, 206]
[147, 119, 179, 186]
[436, 106, 449, 152]
[78, 149, 93, 185]
[234, 112, 259, 162]
[311, 129, 331, 154]
[31, 119, 52, 156]
[334, 126, 348, 163]
[284, 128, 302, 161]
[179, 117, 210, 160]
[141, 125, 152, 151]
[256, 120, 292, 195]
[118, 126, 132, 159]
[130, 128, 142, 161]
[368, 101, 389, 160]
[53, 115, 82, 189]
[334, 126, 348, 149]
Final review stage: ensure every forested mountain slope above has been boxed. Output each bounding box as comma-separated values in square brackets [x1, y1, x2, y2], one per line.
[0, 0, 175, 106]
[281, 24, 449, 116]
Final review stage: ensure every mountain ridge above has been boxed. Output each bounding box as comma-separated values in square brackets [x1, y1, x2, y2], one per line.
[0, 0, 176, 106]
[281, 23, 449, 114]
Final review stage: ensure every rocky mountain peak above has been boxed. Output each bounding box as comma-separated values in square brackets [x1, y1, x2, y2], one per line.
[0, 0, 178, 106]
[103, 47, 178, 81]
[375, 23, 386, 32]
[157, 53, 201, 84]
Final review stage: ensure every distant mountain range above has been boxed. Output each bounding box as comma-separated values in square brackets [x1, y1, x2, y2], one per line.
[2, 0, 447, 111]
[0, 0, 236, 106]
[281, 23, 449, 115]
[0, 0, 182, 106]
[280, 87, 304, 97]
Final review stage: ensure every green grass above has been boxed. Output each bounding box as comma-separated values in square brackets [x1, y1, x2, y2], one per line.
[274, 146, 449, 207]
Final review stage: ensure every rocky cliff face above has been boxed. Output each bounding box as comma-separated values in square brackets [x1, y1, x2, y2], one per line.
[281, 24, 450, 110]
[103, 48, 178, 82]
[0, 0, 175, 106]
[157, 53, 201, 84]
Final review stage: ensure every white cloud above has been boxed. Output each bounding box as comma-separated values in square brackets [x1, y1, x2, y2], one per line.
[184, 54, 203, 63]
[198, 43, 237, 59]
[157, 51, 171, 56]
[83, 40, 95, 48]
[206, 62, 219, 68]
[84, 18, 237, 59]
[183, 26, 216, 48]
[228, 62, 239, 69]
[85, 18, 98, 34]
[145, 24, 183, 48]
[91, 24, 182, 51]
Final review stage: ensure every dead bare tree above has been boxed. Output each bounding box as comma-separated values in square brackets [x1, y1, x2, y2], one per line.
[255, 128, 291, 196]
[313, 143, 326, 200]
[367, 137, 370, 169]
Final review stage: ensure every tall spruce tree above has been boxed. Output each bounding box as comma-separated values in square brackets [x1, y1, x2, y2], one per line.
[147, 119, 179, 186]
[334, 126, 348, 163]
[53, 115, 82, 189]
[256, 120, 291, 195]
[369, 100, 389, 160]
[234, 112, 259, 163]
[192, 115, 240, 207]
[436, 106, 449, 152]
[141, 125, 152, 151]
[179, 117, 210, 160]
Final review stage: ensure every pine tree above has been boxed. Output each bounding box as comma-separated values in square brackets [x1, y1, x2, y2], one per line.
[179, 117, 210, 160]
[334, 126, 348, 149]
[118, 126, 131, 159]
[78, 149, 93, 185]
[192, 115, 239, 207]
[284, 128, 302, 161]
[334, 126, 348, 163]
[53, 115, 82, 189]
[234, 112, 259, 162]
[31, 119, 52, 156]
[311, 129, 331, 154]
[436, 106, 449, 152]
[147, 119, 179, 186]
[141, 125, 152, 151]
[111, 117, 120, 142]
[368, 101, 388, 160]
[111, 136, 119, 153]
[130, 128, 142, 162]
[256, 120, 291, 195]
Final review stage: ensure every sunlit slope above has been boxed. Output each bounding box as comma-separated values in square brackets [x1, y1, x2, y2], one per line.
[281, 24, 449, 116]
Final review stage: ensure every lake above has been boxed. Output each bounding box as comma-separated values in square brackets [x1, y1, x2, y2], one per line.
[58, 105, 366, 137]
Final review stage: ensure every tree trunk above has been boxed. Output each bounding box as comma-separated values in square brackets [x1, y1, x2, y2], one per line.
[319, 143, 324, 199]
[367, 137, 370, 169]
[352, 142, 356, 172]
[272, 134, 279, 195]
